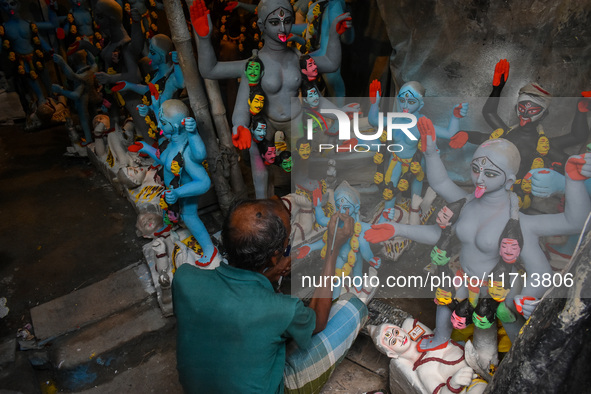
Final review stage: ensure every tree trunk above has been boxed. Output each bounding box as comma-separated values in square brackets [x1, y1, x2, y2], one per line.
[161, 0, 235, 215]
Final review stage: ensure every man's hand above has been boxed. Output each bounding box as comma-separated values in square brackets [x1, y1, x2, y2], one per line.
[232, 125, 251, 150]
[492, 58, 510, 88]
[453, 102, 468, 118]
[565, 153, 591, 181]
[513, 295, 539, 319]
[418, 116, 436, 154]
[327, 213, 354, 252]
[525, 168, 565, 197]
[334, 13, 352, 35]
[450, 367, 475, 390]
[364, 223, 395, 243]
[369, 79, 381, 106]
[449, 131, 468, 149]
[189, 0, 212, 38]
[182, 117, 197, 133]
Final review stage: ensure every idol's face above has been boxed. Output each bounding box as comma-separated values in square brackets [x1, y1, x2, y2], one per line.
[298, 143, 311, 160]
[245, 61, 262, 84]
[434, 287, 452, 306]
[451, 311, 468, 330]
[397, 87, 423, 114]
[536, 136, 550, 155]
[516, 100, 546, 127]
[252, 121, 267, 142]
[379, 325, 411, 356]
[1, 0, 18, 14]
[249, 94, 265, 115]
[263, 7, 293, 44]
[397, 178, 409, 192]
[499, 238, 520, 263]
[473, 312, 494, 329]
[281, 157, 292, 172]
[382, 188, 393, 201]
[262, 146, 276, 165]
[488, 281, 509, 302]
[304, 87, 320, 107]
[471, 156, 506, 198]
[436, 206, 454, 228]
[148, 41, 165, 66]
[430, 247, 450, 266]
[374, 172, 384, 184]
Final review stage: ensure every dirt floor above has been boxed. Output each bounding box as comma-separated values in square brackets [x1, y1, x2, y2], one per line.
[0, 122, 145, 340]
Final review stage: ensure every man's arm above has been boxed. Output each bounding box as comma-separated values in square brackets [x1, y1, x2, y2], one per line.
[308, 212, 353, 333]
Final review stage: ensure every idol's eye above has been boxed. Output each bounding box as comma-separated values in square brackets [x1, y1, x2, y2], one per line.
[471, 164, 480, 174]
[484, 171, 498, 178]
[408, 100, 416, 105]
[284, 17, 293, 24]
[527, 107, 542, 116]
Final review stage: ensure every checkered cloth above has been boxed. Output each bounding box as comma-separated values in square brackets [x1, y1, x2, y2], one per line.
[283, 293, 368, 393]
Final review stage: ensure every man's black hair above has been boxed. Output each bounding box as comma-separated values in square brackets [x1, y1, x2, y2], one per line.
[249, 85, 265, 102]
[250, 114, 267, 130]
[221, 199, 287, 272]
[299, 54, 311, 70]
[244, 55, 265, 74]
[498, 218, 524, 248]
[301, 78, 318, 96]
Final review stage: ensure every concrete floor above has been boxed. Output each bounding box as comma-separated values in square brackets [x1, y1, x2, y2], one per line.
[0, 123, 145, 341]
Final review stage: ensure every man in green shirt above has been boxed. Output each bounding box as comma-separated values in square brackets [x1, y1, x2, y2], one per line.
[173, 198, 367, 393]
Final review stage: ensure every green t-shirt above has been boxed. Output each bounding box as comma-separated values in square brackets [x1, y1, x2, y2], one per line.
[173, 262, 316, 393]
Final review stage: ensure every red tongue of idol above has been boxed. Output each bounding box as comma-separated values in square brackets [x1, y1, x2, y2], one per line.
[519, 116, 530, 127]
[278, 33, 287, 42]
[474, 185, 486, 198]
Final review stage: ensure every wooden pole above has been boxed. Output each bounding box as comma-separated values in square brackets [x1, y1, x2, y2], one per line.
[161, 0, 235, 214]
[204, 78, 247, 199]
